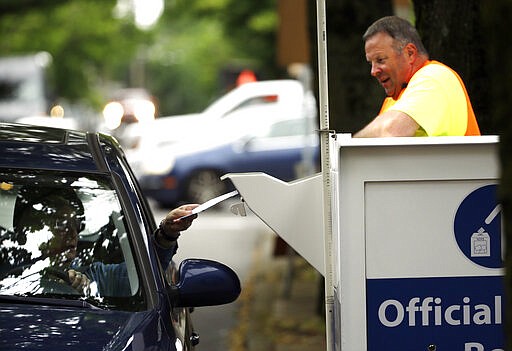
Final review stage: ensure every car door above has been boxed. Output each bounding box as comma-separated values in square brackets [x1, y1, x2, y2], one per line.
[229, 118, 319, 181]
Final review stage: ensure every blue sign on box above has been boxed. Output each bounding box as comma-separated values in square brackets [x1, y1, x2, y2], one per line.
[366, 276, 504, 350]
[454, 184, 502, 269]
[366, 184, 503, 350]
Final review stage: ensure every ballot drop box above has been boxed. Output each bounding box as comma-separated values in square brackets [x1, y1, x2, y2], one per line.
[224, 135, 503, 351]
[334, 136, 503, 351]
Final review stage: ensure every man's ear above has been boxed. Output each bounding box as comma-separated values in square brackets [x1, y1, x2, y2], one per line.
[404, 43, 417, 62]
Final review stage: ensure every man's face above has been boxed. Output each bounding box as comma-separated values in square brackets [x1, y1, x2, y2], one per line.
[45, 211, 79, 262]
[365, 32, 412, 100]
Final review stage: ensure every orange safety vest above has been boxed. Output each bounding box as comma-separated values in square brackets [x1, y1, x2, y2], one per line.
[380, 60, 481, 136]
[443, 63, 481, 136]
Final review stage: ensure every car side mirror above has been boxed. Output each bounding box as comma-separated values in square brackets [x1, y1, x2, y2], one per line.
[168, 258, 241, 307]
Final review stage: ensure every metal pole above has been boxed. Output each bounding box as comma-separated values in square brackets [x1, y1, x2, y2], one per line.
[316, 0, 335, 350]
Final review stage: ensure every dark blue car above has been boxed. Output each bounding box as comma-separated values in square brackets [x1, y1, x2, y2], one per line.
[0, 123, 240, 350]
[134, 117, 319, 207]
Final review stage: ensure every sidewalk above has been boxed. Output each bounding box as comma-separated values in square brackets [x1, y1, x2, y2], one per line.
[229, 230, 326, 351]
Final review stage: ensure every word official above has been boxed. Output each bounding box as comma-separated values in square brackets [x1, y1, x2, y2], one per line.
[378, 296, 502, 327]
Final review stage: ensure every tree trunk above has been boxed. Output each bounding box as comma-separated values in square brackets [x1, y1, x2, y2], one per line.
[480, 0, 512, 348]
[413, 0, 491, 133]
[309, 0, 394, 133]
[416, 0, 511, 346]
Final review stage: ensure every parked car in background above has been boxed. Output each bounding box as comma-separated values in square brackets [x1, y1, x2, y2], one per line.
[101, 88, 158, 147]
[16, 114, 79, 130]
[0, 52, 53, 122]
[121, 79, 315, 151]
[103, 88, 157, 127]
[0, 123, 241, 350]
[133, 115, 319, 208]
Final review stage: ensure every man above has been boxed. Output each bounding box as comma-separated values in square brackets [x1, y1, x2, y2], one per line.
[9, 186, 198, 296]
[83, 203, 198, 296]
[354, 16, 480, 137]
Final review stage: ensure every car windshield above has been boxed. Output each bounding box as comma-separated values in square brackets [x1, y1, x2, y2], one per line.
[0, 170, 145, 311]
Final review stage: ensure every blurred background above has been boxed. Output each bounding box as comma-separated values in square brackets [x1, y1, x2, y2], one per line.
[0, 0, 305, 135]
[1, 0, 512, 349]
[0, 0, 506, 138]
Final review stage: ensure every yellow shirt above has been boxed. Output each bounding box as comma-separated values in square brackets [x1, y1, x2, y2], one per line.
[380, 61, 471, 136]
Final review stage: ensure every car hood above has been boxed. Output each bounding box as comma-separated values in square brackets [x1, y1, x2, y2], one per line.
[0, 304, 166, 351]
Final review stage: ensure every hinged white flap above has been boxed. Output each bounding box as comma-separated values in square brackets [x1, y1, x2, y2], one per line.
[221, 172, 324, 275]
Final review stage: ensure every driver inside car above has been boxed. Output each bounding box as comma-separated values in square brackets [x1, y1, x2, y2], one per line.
[10, 186, 198, 297]
[12, 187, 92, 294]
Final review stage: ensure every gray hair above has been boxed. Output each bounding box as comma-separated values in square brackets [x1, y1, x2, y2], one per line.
[363, 16, 428, 56]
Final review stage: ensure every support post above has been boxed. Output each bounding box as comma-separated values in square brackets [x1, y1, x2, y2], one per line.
[316, 1, 335, 350]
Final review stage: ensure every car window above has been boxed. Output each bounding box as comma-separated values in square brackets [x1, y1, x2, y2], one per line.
[0, 171, 145, 311]
[220, 95, 278, 118]
[239, 118, 319, 155]
[265, 118, 313, 138]
[250, 118, 316, 139]
[0, 81, 20, 101]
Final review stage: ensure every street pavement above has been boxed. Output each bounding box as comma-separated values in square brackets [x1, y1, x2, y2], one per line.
[229, 229, 326, 351]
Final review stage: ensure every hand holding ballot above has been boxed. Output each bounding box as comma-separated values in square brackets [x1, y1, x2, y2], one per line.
[155, 191, 239, 248]
[175, 190, 239, 221]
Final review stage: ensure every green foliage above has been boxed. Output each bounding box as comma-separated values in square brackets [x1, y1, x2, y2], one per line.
[146, 16, 235, 114]
[0, 0, 148, 108]
[146, 0, 281, 115]
[220, 0, 279, 76]
[0, 0, 281, 115]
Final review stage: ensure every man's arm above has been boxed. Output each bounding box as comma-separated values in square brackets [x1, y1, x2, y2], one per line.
[354, 110, 419, 137]
[153, 204, 199, 271]
[155, 204, 199, 248]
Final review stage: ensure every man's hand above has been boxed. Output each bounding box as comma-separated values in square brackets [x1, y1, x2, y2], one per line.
[67, 269, 90, 294]
[160, 204, 200, 240]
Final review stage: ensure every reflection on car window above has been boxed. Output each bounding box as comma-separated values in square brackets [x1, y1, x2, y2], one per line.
[0, 171, 144, 311]
[251, 118, 315, 140]
[266, 119, 310, 138]
[221, 95, 278, 118]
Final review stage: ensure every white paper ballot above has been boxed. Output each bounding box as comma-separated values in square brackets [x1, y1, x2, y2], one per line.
[176, 190, 239, 220]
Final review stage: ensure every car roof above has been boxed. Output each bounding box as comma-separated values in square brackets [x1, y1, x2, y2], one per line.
[0, 122, 119, 173]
